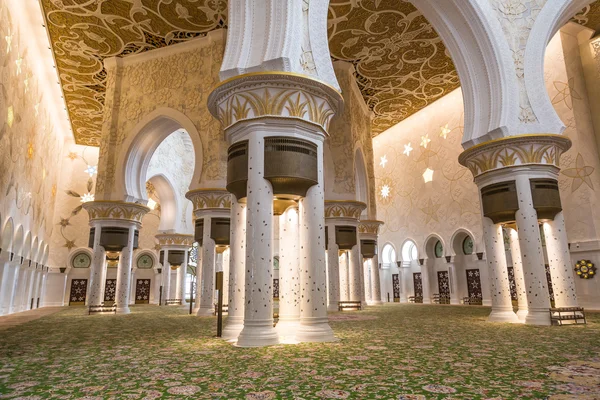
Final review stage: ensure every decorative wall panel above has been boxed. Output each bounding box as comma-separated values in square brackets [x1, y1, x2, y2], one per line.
[412, 272, 422, 302]
[135, 279, 151, 304]
[69, 279, 87, 305]
[392, 273, 400, 302]
[437, 271, 450, 302]
[465, 269, 482, 304]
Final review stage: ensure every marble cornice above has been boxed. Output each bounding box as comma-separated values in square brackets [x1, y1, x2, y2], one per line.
[358, 220, 384, 236]
[155, 234, 195, 247]
[185, 189, 231, 212]
[324, 200, 367, 220]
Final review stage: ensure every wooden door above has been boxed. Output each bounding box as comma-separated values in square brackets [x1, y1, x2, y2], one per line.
[413, 273, 423, 302]
[104, 279, 116, 302]
[437, 271, 450, 303]
[465, 269, 483, 304]
[392, 273, 400, 302]
[69, 279, 87, 306]
[135, 279, 151, 304]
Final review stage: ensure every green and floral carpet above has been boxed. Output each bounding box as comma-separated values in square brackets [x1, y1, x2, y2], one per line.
[0, 304, 599, 399]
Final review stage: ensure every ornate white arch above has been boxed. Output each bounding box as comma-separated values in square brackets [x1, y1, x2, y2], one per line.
[1, 216, 14, 253]
[400, 238, 419, 263]
[449, 228, 477, 257]
[423, 233, 445, 259]
[147, 173, 180, 232]
[354, 145, 369, 218]
[12, 225, 24, 258]
[115, 107, 203, 203]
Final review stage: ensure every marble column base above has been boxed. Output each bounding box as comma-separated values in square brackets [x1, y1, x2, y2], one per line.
[516, 309, 528, 321]
[487, 309, 519, 323]
[235, 320, 279, 347]
[327, 302, 338, 312]
[450, 298, 460, 305]
[196, 306, 214, 317]
[221, 316, 244, 342]
[116, 306, 131, 314]
[525, 309, 551, 326]
[275, 317, 300, 343]
[294, 317, 337, 343]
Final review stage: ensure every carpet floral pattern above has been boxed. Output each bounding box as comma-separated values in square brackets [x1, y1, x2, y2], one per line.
[0, 305, 599, 399]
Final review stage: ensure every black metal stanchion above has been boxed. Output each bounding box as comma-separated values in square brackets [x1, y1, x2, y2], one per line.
[216, 271, 223, 337]
[159, 286, 163, 306]
[189, 278, 194, 315]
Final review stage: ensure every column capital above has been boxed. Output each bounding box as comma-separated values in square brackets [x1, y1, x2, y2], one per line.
[82, 201, 150, 226]
[185, 188, 231, 215]
[458, 134, 571, 178]
[155, 233, 195, 249]
[324, 200, 366, 222]
[208, 72, 343, 135]
[358, 220, 384, 240]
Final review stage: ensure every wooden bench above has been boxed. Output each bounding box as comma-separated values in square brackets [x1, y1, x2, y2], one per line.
[338, 301, 362, 311]
[550, 307, 586, 326]
[463, 297, 482, 305]
[408, 296, 423, 303]
[165, 299, 182, 306]
[88, 304, 116, 315]
[213, 304, 229, 315]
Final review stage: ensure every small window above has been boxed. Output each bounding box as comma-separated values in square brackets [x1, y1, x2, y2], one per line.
[462, 236, 474, 255]
[401, 240, 418, 262]
[382, 244, 396, 264]
[434, 240, 443, 258]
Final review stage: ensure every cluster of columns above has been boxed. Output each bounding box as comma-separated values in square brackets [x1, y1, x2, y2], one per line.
[155, 234, 193, 306]
[460, 136, 579, 325]
[358, 220, 384, 305]
[83, 201, 149, 313]
[0, 254, 48, 315]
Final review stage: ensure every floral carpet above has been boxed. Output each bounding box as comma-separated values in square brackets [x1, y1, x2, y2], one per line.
[0, 304, 599, 399]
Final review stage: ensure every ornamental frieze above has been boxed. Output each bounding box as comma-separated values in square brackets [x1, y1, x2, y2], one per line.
[186, 189, 231, 211]
[208, 72, 343, 132]
[155, 234, 195, 247]
[358, 220, 384, 235]
[324, 200, 367, 220]
[82, 201, 150, 224]
[458, 134, 572, 177]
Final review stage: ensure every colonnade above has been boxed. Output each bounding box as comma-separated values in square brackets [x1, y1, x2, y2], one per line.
[0, 254, 48, 315]
[460, 136, 580, 325]
[155, 234, 193, 306]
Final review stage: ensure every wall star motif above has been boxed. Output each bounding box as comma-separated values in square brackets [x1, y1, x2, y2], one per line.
[420, 198, 440, 223]
[561, 153, 595, 192]
[403, 143, 413, 156]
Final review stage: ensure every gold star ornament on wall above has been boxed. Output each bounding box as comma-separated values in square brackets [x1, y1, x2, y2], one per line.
[420, 134, 431, 148]
[561, 153, 594, 192]
[420, 199, 441, 223]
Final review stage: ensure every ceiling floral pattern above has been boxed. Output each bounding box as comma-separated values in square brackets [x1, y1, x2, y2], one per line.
[41, 0, 599, 145]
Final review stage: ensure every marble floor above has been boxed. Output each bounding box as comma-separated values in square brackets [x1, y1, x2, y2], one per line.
[0, 304, 599, 399]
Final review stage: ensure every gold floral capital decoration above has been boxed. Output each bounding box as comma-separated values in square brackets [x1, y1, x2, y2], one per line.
[574, 259, 596, 279]
[324, 200, 367, 220]
[358, 220, 384, 240]
[82, 201, 150, 224]
[155, 234, 195, 248]
[185, 188, 231, 212]
[208, 72, 343, 133]
[458, 134, 572, 178]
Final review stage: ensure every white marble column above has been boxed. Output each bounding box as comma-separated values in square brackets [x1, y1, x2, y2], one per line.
[514, 175, 551, 325]
[161, 249, 171, 305]
[198, 218, 216, 316]
[348, 243, 362, 302]
[0, 257, 10, 314]
[400, 261, 410, 303]
[222, 248, 230, 307]
[421, 263, 432, 304]
[193, 247, 202, 313]
[176, 250, 188, 301]
[326, 223, 340, 312]
[481, 217, 519, 322]
[223, 199, 246, 341]
[236, 135, 279, 347]
[542, 212, 578, 308]
[364, 259, 372, 304]
[116, 226, 136, 314]
[370, 254, 382, 305]
[39, 269, 49, 308]
[295, 141, 335, 343]
[30, 268, 41, 309]
[339, 251, 349, 302]
[129, 267, 137, 306]
[448, 262, 460, 305]
[276, 207, 300, 341]
[508, 228, 528, 321]
[5, 262, 20, 314]
[88, 224, 106, 307]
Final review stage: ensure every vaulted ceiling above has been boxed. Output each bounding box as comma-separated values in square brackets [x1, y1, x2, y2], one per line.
[41, 1, 596, 146]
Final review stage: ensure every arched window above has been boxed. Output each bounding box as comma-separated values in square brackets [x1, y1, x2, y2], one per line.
[382, 243, 397, 265]
[401, 240, 418, 262]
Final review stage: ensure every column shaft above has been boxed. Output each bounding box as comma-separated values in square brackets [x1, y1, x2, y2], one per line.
[370, 254, 382, 304]
[421, 264, 431, 304]
[162, 249, 171, 305]
[198, 218, 216, 316]
[236, 135, 278, 347]
[276, 207, 301, 340]
[177, 250, 187, 301]
[364, 259, 372, 303]
[223, 199, 246, 341]
[88, 225, 105, 307]
[514, 175, 551, 325]
[339, 252, 349, 301]
[508, 229, 528, 320]
[326, 223, 340, 311]
[116, 226, 136, 314]
[348, 244, 362, 302]
[481, 217, 518, 322]
[448, 263, 460, 305]
[295, 140, 334, 343]
[543, 212, 578, 308]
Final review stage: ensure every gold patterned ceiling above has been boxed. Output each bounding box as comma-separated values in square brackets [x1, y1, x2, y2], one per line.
[41, 1, 597, 146]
